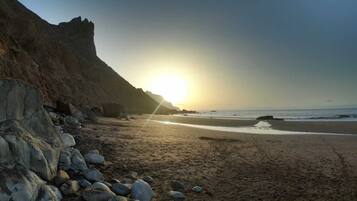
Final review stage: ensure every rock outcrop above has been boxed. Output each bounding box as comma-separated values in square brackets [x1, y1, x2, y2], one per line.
[0, 0, 173, 114]
[0, 79, 63, 200]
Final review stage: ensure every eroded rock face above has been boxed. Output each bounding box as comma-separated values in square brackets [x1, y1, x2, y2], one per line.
[0, 0, 173, 114]
[0, 165, 62, 201]
[0, 79, 62, 180]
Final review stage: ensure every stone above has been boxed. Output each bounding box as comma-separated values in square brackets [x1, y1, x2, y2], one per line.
[82, 182, 115, 201]
[60, 133, 76, 147]
[102, 103, 125, 117]
[53, 169, 70, 186]
[131, 179, 154, 201]
[0, 165, 62, 201]
[169, 191, 185, 201]
[142, 176, 154, 184]
[108, 195, 128, 201]
[49, 112, 60, 124]
[79, 179, 92, 188]
[170, 180, 185, 192]
[84, 149, 105, 164]
[60, 180, 80, 195]
[59, 147, 88, 172]
[84, 168, 104, 182]
[64, 116, 81, 129]
[112, 182, 131, 196]
[192, 186, 203, 193]
[0, 79, 62, 181]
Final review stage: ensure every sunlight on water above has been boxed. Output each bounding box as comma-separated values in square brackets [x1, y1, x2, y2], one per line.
[155, 121, 353, 136]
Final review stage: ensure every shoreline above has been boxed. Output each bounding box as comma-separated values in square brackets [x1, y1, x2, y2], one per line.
[74, 115, 357, 201]
[150, 115, 357, 134]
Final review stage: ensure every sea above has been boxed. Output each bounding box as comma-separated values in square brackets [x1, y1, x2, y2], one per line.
[183, 108, 357, 121]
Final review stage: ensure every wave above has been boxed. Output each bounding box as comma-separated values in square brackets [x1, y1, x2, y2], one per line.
[155, 120, 354, 136]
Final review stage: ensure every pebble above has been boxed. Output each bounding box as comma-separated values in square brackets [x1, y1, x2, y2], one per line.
[192, 186, 203, 193]
[169, 191, 186, 201]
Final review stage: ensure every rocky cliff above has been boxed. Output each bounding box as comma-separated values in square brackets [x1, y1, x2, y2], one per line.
[0, 0, 171, 113]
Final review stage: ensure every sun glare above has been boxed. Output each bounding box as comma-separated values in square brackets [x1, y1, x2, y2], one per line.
[149, 74, 188, 104]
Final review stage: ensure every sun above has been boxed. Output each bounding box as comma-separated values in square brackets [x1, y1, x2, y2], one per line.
[149, 74, 188, 104]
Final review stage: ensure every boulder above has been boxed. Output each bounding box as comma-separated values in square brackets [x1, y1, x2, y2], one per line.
[64, 116, 81, 129]
[0, 79, 62, 181]
[84, 149, 105, 164]
[102, 103, 125, 117]
[82, 182, 115, 201]
[60, 180, 80, 195]
[112, 182, 131, 196]
[169, 191, 185, 201]
[79, 179, 92, 188]
[53, 169, 70, 186]
[0, 165, 62, 201]
[56, 101, 84, 122]
[131, 179, 154, 201]
[59, 147, 88, 172]
[60, 133, 76, 147]
[84, 168, 104, 182]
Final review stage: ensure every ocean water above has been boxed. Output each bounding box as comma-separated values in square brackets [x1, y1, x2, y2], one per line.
[184, 108, 357, 121]
[157, 120, 353, 136]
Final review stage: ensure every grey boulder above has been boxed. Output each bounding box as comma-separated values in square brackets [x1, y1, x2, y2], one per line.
[82, 182, 115, 201]
[60, 180, 80, 195]
[0, 165, 62, 201]
[112, 182, 131, 196]
[84, 149, 105, 164]
[79, 179, 92, 188]
[60, 133, 76, 147]
[53, 169, 70, 186]
[169, 191, 185, 201]
[84, 168, 104, 182]
[59, 147, 88, 172]
[0, 79, 62, 181]
[131, 179, 154, 201]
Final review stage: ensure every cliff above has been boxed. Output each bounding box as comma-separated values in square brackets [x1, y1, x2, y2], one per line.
[0, 0, 171, 113]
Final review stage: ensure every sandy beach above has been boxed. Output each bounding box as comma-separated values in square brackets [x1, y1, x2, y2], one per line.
[72, 115, 357, 201]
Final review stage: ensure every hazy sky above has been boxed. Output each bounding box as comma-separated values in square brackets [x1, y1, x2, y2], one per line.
[20, 0, 357, 110]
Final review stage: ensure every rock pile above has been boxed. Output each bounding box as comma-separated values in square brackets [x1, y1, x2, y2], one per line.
[0, 79, 63, 200]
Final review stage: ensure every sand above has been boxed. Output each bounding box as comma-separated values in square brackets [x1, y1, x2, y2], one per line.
[74, 115, 357, 201]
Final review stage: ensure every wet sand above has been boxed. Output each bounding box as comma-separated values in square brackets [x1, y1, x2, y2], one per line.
[75, 115, 357, 201]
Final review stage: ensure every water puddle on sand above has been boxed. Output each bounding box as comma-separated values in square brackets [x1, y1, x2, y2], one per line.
[154, 120, 353, 136]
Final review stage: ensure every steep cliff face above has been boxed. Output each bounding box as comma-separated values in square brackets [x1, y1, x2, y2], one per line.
[0, 0, 170, 113]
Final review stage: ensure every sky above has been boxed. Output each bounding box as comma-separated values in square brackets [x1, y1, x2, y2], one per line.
[19, 0, 357, 110]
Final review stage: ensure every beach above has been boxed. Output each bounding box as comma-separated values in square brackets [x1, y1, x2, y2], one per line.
[74, 115, 357, 201]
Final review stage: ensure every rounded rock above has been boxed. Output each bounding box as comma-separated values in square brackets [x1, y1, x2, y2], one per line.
[84, 168, 104, 182]
[192, 186, 203, 193]
[60, 133, 76, 147]
[131, 179, 154, 201]
[112, 182, 131, 196]
[53, 170, 70, 187]
[60, 180, 80, 195]
[169, 191, 186, 201]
